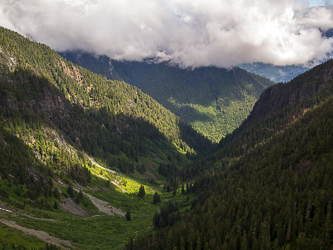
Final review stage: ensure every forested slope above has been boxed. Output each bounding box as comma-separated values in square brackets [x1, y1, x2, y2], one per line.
[60, 51, 274, 142]
[125, 60, 333, 250]
[0, 26, 214, 249]
[217, 59, 333, 163]
[0, 26, 211, 170]
[175, 60, 333, 180]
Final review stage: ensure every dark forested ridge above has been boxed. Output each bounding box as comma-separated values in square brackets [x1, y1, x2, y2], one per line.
[124, 60, 333, 249]
[60, 51, 274, 142]
[247, 59, 333, 123]
[216, 59, 333, 164]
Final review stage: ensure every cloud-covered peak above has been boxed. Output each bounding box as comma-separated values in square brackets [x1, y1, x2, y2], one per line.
[1, 0, 333, 68]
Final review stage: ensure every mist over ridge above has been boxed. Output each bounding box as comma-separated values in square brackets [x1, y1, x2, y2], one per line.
[1, 0, 333, 68]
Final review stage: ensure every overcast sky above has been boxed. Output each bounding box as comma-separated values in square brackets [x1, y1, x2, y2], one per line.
[1, 0, 333, 68]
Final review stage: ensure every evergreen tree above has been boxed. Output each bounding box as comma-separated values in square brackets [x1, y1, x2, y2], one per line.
[67, 185, 74, 198]
[153, 191, 161, 204]
[75, 189, 84, 204]
[138, 185, 145, 198]
[126, 211, 131, 221]
[53, 187, 60, 199]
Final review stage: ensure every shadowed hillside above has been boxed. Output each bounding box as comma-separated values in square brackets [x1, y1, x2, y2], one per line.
[124, 59, 333, 250]
[60, 51, 274, 142]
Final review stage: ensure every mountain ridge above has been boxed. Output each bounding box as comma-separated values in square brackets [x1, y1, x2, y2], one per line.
[60, 51, 274, 142]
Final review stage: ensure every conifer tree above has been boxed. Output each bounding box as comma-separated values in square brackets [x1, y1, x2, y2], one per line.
[138, 185, 145, 198]
[153, 191, 161, 204]
[126, 211, 131, 221]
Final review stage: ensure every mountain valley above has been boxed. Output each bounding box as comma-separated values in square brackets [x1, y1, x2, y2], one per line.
[0, 26, 333, 250]
[59, 51, 274, 142]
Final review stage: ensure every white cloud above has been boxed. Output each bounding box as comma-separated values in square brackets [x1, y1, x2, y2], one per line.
[0, 0, 333, 68]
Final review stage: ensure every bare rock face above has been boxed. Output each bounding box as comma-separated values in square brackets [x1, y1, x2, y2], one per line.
[40, 88, 69, 119]
[28, 168, 45, 182]
[0, 45, 17, 70]
[4, 93, 19, 110]
[82, 191, 125, 217]
[59, 198, 91, 216]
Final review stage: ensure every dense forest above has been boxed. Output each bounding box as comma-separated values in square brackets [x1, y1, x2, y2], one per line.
[124, 60, 333, 249]
[60, 51, 274, 142]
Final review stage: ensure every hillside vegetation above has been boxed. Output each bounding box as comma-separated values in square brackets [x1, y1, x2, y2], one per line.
[0, 27, 209, 249]
[124, 60, 333, 249]
[60, 52, 274, 142]
[0, 26, 212, 164]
